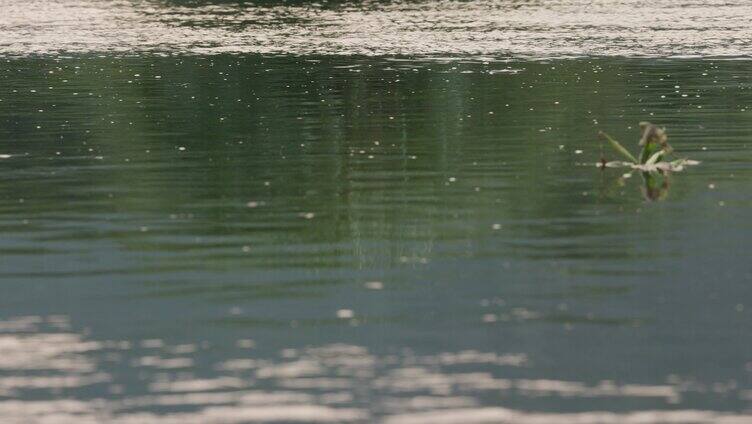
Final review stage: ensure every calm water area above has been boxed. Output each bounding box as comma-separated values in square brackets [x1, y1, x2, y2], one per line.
[1, 1, 752, 422]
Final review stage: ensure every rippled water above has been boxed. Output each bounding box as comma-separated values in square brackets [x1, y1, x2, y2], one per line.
[2, 0, 752, 57]
[2, 1, 752, 423]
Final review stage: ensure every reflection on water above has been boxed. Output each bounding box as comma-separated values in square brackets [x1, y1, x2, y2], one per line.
[2, 315, 751, 423]
[1, 22, 752, 424]
[641, 172, 670, 202]
[1, 0, 752, 57]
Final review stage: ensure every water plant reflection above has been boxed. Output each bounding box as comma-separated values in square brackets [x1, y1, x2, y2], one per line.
[598, 123, 699, 201]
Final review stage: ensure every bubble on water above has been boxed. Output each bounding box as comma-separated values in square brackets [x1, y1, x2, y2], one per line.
[364, 281, 383, 290]
[336, 309, 354, 319]
[237, 339, 255, 348]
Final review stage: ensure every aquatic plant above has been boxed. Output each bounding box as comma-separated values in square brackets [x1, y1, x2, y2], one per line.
[598, 122, 699, 172]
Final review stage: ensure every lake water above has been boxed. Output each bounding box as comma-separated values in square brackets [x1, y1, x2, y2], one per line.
[1, 1, 752, 423]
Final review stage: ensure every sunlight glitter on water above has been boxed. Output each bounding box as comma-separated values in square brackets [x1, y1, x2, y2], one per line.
[2, 3, 752, 420]
[1, 0, 752, 58]
[2, 315, 751, 423]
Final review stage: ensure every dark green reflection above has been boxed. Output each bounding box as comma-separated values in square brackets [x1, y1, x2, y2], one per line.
[1, 55, 751, 284]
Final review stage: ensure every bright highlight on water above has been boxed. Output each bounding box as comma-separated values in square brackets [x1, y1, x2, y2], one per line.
[1, 1, 751, 423]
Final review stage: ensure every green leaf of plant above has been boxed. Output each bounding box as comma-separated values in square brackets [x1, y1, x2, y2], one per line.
[599, 131, 638, 164]
[645, 150, 666, 165]
[671, 158, 701, 166]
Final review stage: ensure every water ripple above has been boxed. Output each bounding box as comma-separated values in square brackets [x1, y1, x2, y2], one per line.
[2, 0, 752, 58]
[1, 315, 751, 423]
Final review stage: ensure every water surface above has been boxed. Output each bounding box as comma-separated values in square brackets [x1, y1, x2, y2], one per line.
[1, 1, 752, 423]
[2, 0, 752, 57]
